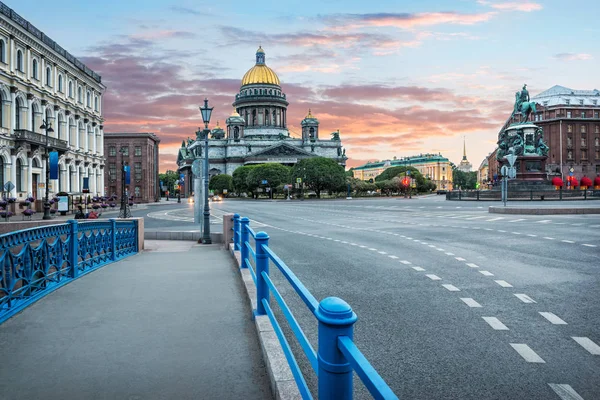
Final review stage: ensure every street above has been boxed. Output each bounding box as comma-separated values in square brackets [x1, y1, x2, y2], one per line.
[146, 196, 599, 399]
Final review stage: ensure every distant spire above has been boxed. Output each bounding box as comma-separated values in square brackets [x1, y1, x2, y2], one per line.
[462, 136, 467, 161]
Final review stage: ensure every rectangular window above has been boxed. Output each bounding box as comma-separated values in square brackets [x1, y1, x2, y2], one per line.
[134, 162, 142, 180]
[582, 151, 587, 160]
[581, 134, 587, 147]
[567, 125, 572, 133]
[134, 146, 142, 156]
[567, 150, 573, 160]
[596, 125, 599, 134]
[120, 146, 129, 156]
[109, 163, 117, 181]
[581, 111, 585, 118]
[567, 111, 572, 118]
[109, 146, 116, 156]
[581, 125, 586, 133]
[135, 186, 141, 197]
[596, 151, 600, 160]
[596, 137, 600, 146]
[595, 112, 599, 119]
[567, 136, 572, 146]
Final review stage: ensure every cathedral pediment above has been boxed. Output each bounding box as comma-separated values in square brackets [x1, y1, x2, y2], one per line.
[249, 143, 313, 158]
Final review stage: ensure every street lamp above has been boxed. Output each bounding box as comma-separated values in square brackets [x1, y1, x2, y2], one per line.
[119, 147, 131, 218]
[40, 120, 54, 220]
[199, 98, 213, 244]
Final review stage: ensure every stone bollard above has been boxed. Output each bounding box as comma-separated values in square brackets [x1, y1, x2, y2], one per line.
[223, 213, 234, 250]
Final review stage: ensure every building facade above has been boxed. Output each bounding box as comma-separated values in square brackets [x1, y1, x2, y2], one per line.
[477, 157, 489, 187]
[353, 154, 453, 190]
[177, 46, 346, 191]
[104, 133, 160, 203]
[0, 2, 106, 199]
[489, 85, 600, 182]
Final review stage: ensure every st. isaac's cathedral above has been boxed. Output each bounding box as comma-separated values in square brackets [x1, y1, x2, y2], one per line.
[177, 46, 347, 191]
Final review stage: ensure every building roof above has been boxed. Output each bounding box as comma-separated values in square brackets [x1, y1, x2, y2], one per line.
[532, 85, 600, 107]
[104, 132, 160, 143]
[354, 154, 449, 170]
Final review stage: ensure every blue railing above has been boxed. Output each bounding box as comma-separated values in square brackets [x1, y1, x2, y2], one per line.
[232, 214, 398, 400]
[0, 219, 138, 324]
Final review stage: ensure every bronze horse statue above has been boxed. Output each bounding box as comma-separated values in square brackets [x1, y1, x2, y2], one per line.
[512, 91, 537, 123]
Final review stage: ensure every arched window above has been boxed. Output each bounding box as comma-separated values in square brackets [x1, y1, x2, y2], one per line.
[16, 50, 23, 71]
[46, 67, 51, 86]
[86, 91, 91, 107]
[0, 40, 4, 63]
[32, 59, 38, 79]
[16, 158, 22, 192]
[77, 87, 82, 103]
[0, 91, 3, 128]
[0, 157, 4, 188]
[68, 81, 73, 97]
[32, 158, 40, 168]
[94, 97, 98, 111]
[15, 98, 20, 129]
[58, 75, 63, 92]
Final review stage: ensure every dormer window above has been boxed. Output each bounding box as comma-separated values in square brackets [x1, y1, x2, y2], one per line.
[580, 99, 584, 105]
[566, 99, 570, 105]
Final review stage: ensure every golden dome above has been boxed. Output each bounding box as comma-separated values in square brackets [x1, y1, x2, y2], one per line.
[306, 109, 314, 119]
[241, 46, 280, 86]
[242, 65, 280, 86]
[231, 107, 240, 117]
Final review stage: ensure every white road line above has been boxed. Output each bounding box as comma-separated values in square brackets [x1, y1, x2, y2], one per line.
[495, 280, 513, 288]
[483, 317, 509, 330]
[498, 230, 507, 233]
[368, 248, 377, 251]
[466, 263, 479, 268]
[389, 255, 399, 259]
[436, 248, 445, 251]
[428, 244, 436, 248]
[572, 337, 600, 355]
[527, 234, 537, 237]
[509, 219, 526, 223]
[378, 251, 387, 254]
[537, 220, 552, 224]
[484, 228, 493, 231]
[406, 237, 413, 240]
[460, 298, 482, 308]
[426, 274, 441, 280]
[412, 266, 425, 271]
[359, 245, 367, 248]
[445, 252, 455, 255]
[582, 244, 597, 247]
[544, 237, 555, 240]
[548, 384, 585, 400]
[455, 257, 466, 261]
[539, 312, 567, 325]
[442, 284, 460, 292]
[350, 243, 358, 246]
[512, 232, 522, 235]
[510, 343, 545, 363]
[467, 216, 486, 220]
[479, 270, 494, 276]
[562, 240, 575, 244]
[514, 294, 536, 303]
[400, 260, 412, 265]
[487, 217, 504, 222]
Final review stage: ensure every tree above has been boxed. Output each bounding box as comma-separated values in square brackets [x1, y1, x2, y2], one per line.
[375, 166, 419, 182]
[247, 164, 292, 198]
[209, 174, 233, 195]
[232, 165, 257, 195]
[452, 167, 477, 190]
[292, 157, 346, 198]
[159, 171, 179, 194]
[345, 167, 355, 178]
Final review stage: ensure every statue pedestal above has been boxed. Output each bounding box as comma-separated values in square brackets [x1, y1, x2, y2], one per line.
[500, 155, 548, 181]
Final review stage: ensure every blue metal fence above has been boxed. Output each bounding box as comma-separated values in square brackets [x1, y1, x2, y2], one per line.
[0, 219, 138, 324]
[232, 213, 398, 400]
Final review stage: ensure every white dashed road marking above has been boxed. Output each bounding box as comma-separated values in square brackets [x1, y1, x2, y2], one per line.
[495, 280, 513, 288]
[412, 266, 425, 272]
[582, 244, 597, 247]
[487, 217, 504, 222]
[514, 294, 536, 303]
[562, 240, 575, 244]
[445, 252, 455, 255]
[426, 274, 441, 281]
[460, 298, 482, 308]
[389, 255, 399, 259]
[539, 312, 567, 325]
[479, 271, 494, 276]
[483, 317, 509, 330]
[400, 260, 412, 265]
[442, 284, 460, 292]
[510, 343, 545, 363]
[455, 257, 466, 261]
[466, 263, 479, 268]
[572, 337, 600, 355]
[548, 384, 585, 400]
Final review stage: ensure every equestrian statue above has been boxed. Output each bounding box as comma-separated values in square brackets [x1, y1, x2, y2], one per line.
[511, 84, 537, 123]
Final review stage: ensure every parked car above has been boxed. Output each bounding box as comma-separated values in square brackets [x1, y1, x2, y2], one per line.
[212, 195, 222, 202]
[436, 190, 447, 195]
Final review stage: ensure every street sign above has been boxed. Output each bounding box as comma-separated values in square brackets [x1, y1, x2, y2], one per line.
[192, 159, 202, 176]
[4, 181, 14, 192]
[508, 167, 517, 179]
[569, 167, 574, 173]
[505, 154, 518, 167]
[406, 170, 411, 176]
[261, 180, 268, 185]
[296, 178, 302, 183]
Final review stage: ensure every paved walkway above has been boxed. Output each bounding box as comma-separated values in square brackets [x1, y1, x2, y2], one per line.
[0, 241, 272, 400]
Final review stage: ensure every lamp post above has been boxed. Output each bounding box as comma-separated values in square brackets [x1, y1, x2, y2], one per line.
[199, 98, 213, 244]
[40, 120, 54, 220]
[119, 147, 131, 218]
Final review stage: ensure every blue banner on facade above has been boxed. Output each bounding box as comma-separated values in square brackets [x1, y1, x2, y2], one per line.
[83, 177, 89, 190]
[49, 151, 59, 180]
[125, 166, 131, 185]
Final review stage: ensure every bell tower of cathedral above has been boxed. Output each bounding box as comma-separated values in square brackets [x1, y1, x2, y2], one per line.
[301, 109, 319, 142]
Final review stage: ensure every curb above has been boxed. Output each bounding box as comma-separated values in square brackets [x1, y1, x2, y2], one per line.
[489, 206, 600, 215]
[229, 244, 302, 400]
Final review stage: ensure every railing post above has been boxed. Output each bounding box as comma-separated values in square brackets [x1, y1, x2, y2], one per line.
[233, 213, 240, 251]
[316, 297, 358, 400]
[559, 187, 563, 200]
[254, 231, 270, 316]
[240, 217, 250, 268]
[585, 189, 587, 200]
[110, 219, 117, 261]
[476, 190, 480, 201]
[68, 220, 79, 278]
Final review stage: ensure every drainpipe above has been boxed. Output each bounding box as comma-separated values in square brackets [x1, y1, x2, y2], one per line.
[559, 119, 563, 180]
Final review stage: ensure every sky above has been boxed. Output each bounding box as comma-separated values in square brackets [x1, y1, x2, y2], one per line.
[9, 0, 599, 172]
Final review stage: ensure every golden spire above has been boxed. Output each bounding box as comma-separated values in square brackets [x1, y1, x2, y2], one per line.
[306, 108, 314, 119]
[462, 136, 467, 160]
[216, 120, 220, 129]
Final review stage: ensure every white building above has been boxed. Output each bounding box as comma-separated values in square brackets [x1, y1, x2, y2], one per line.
[457, 137, 472, 172]
[0, 2, 106, 200]
[178, 46, 346, 183]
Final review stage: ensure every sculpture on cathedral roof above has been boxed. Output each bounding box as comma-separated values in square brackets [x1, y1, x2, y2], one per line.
[331, 130, 340, 141]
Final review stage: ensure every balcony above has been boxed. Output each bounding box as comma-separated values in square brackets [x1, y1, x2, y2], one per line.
[14, 129, 69, 152]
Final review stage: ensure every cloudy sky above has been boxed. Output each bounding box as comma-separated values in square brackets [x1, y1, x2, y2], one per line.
[12, 0, 598, 172]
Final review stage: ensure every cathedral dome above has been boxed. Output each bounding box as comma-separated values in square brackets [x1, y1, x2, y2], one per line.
[241, 46, 280, 86]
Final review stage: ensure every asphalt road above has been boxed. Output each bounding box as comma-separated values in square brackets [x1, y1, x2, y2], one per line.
[145, 196, 600, 399]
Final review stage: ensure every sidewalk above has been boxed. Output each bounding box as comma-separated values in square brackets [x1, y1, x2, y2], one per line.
[0, 241, 272, 400]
